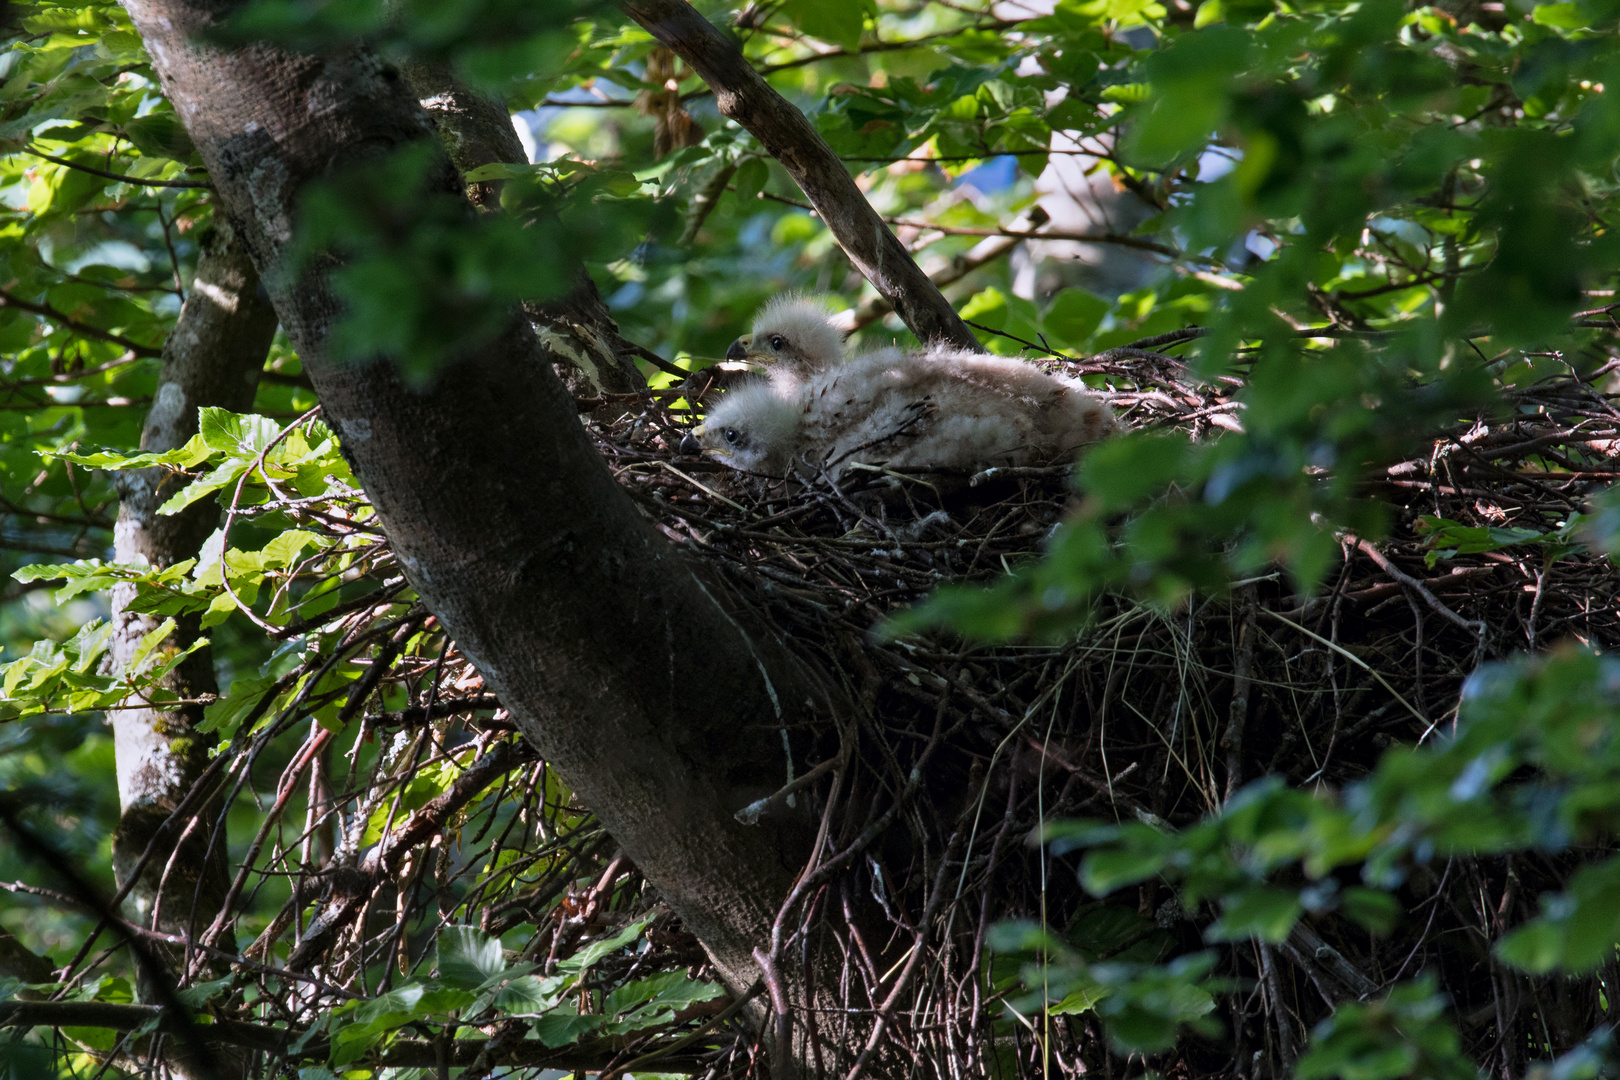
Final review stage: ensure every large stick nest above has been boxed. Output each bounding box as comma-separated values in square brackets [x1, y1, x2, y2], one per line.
[133, 347, 1620, 1079]
[582, 345, 1620, 1078]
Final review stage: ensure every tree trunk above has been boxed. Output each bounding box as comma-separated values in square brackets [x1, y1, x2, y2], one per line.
[401, 61, 648, 395]
[107, 217, 278, 1076]
[115, 5, 848, 1072]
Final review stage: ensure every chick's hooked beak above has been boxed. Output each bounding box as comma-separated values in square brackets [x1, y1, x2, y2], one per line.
[724, 334, 752, 363]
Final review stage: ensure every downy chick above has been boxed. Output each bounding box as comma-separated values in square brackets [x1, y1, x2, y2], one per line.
[724, 295, 847, 388]
[697, 381, 803, 475]
[699, 347, 1119, 479]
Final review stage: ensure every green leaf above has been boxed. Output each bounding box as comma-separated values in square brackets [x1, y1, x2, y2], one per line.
[260, 529, 322, 569]
[1076, 432, 1192, 510]
[1532, 2, 1591, 27]
[1496, 856, 1620, 974]
[438, 926, 508, 990]
[463, 162, 543, 182]
[557, 917, 649, 975]
[731, 157, 769, 208]
[492, 973, 566, 1014]
[198, 407, 284, 454]
[1296, 977, 1474, 1080]
[603, 969, 724, 1021]
[1206, 885, 1303, 943]
[1049, 978, 1110, 1015]
[1044, 288, 1109, 348]
[125, 617, 178, 676]
[122, 114, 197, 162]
[1414, 515, 1577, 568]
[199, 674, 277, 738]
[960, 286, 1009, 327]
[1340, 888, 1401, 936]
[157, 461, 250, 516]
[329, 984, 477, 1066]
[1128, 27, 1251, 164]
[780, 0, 865, 51]
[529, 1001, 608, 1047]
[1080, 846, 1167, 896]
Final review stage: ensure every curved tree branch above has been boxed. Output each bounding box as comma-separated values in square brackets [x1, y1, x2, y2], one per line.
[0, 799, 228, 1080]
[619, 0, 983, 352]
[0, 288, 163, 357]
[287, 738, 535, 967]
[834, 205, 1050, 333]
[20, 147, 214, 189]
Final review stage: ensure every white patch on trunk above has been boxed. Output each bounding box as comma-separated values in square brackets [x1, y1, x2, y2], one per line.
[193, 278, 240, 314]
[147, 380, 186, 435]
[114, 713, 187, 811]
[536, 326, 602, 394]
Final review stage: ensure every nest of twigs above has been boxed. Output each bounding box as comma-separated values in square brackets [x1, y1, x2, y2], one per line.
[575, 344, 1620, 1079]
[169, 346, 1620, 1080]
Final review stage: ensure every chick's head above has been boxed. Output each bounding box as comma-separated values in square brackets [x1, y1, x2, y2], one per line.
[725, 295, 845, 375]
[698, 383, 801, 475]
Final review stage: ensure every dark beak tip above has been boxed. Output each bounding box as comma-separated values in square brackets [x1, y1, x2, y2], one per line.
[679, 433, 702, 455]
[724, 338, 749, 362]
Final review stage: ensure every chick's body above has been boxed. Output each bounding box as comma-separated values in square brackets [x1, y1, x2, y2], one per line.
[802, 348, 1118, 477]
[701, 346, 1119, 478]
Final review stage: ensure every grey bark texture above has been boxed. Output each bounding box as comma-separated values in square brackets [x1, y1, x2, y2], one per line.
[527, 269, 651, 397]
[399, 60, 530, 208]
[620, 0, 983, 353]
[401, 63, 648, 395]
[107, 216, 278, 1077]
[115, 3, 847, 1072]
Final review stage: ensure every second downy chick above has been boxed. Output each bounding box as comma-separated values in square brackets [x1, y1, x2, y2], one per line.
[725, 295, 847, 388]
[698, 381, 803, 475]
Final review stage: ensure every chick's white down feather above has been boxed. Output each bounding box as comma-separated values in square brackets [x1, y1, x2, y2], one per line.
[701, 346, 1119, 477]
[743, 295, 847, 384]
[699, 381, 802, 474]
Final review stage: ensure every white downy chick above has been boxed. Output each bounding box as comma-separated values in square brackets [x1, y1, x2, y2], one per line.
[795, 347, 1119, 478]
[725, 295, 847, 388]
[697, 381, 803, 476]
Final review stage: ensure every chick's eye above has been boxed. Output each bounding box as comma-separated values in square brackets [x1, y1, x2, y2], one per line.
[723, 428, 741, 445]
[769, 335, 785, 350]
